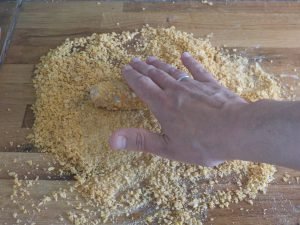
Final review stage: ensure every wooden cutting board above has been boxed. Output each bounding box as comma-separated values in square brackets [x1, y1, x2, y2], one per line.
[0, 1, 300, 224]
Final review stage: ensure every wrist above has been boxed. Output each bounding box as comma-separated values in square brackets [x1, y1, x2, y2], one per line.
[217, 101, 251, 162]
[227, 99, 277, 163]
[222, 100, 263, 162]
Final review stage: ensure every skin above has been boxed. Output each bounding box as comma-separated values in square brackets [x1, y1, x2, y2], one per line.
[109, 52, 300, 170]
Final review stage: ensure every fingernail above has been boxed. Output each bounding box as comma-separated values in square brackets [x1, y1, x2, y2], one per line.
[147, 56, 156, 63]
[182, 52, 191, 58]
[132, 57, 140, 63]
[115, 135, 127, 150]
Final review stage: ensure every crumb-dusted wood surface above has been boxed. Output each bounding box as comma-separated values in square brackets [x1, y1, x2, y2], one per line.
[0, 1, 300, 224]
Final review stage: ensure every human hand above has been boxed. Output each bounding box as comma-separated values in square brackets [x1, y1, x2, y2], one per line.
[109, 52, 248, 167]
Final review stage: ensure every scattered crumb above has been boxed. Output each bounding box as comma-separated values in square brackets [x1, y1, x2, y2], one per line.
[48, 167, 55, 172]
[31, 26, 286, 224]
[59, 190, 67, 199]
[247, 200, 254, 205]
[282, 173, 290, 183]
[263, 208, 267, 215]
[202, 0, 213, 6]
[26, 160, 33, 166]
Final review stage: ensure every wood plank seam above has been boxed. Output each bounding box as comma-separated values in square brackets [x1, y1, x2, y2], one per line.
[0, 0, 23, 65]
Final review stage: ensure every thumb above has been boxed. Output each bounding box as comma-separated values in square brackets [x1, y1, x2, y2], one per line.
[109, 128, 166, 155]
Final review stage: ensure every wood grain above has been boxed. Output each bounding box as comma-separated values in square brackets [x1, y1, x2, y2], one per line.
[0, 174, 299, 225]
[1, 1, 300, 224]
[123, 2, 300, 13]
[0, 1, 17, 64]
[0, 152, 72, 180]
[0, 64, 34, 150]
[0, 180, 78, 225]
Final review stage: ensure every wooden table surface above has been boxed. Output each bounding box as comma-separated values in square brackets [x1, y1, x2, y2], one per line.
[1, 1, 300, 224]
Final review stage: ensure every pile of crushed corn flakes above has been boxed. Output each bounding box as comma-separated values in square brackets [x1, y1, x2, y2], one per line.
[32, 26, 286, 224]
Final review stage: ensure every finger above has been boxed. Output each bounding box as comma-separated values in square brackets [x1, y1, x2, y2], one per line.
[146, 56, 191, 81]
[109, 128, 167, 156]
[130, 58, 177, 89]
[181, 52, 216, 83]
[122, 65, 165, 110]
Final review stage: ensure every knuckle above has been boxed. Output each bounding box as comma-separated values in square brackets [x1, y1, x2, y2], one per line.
[209, 83, 220, 91]
[187, 59, 197, 67]
[195, 62, 205, 71]
[174, 70, 184, 78]
[191, 60, 198, 66]
[162, 133, 170, 145]
[160, 74, 170, 84]
[146, 65, 156, 74]
[135, 131, 145, 151]
[196, 64, 206, 74]
[134, 75, 151, 83]
[166, 66, 177, 74]
[153, 60, 162, 66]
[148, 67, 160, 76]
[131, 61, 142, 68]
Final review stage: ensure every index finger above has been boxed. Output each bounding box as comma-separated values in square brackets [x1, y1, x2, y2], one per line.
[122, 65, 165, 110]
